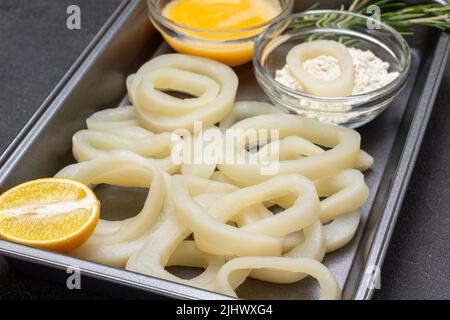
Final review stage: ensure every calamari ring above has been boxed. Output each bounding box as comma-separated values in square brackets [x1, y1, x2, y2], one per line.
[356, 150, 374, 172]
[69, 173, 224, 269]
[249, 220, 326, 284]
[276, 169, 368, 221]
[276, 169, 367, 252]
[178, 126, 222, 179]
[241, 171, 366, 282]
[133, 67, 221, 115]
[219, 102, 373, 173]
[86, 106, 139, 131]
[259, 135, 373, 172]
[128, 54, 238, 133]
[214, 168, 365, 252]
[126, 177, 237, 291]
[71, 232, 145, 268]
[173, 174, 320, 257]
[67, 172, 174, 267]
[210, 171, 239, 185]
[264, 211, 360, 260]
[73, 127, 171, 160]
[166, 240, 225, 282]
[223, 181, 325, 284]
[218, 114, 361, 185]
[286, 40, 354, 97]
[315, 169, 368, 223]
[215, 257, 341, 300]
[219, 101, 283, 131]
[75, 106, 179, 173]
[56, 151, 164, 245]
[324, 211, 360, 253]
[72, 128, 177, 173]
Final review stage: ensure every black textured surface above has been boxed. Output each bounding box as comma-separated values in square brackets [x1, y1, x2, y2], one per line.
[373, 61, 450, 300]
[0, 0, 449, 300]
[0, 0, 120, 300]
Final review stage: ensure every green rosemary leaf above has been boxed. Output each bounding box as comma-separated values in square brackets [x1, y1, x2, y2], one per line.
[348, 0, 450, 34]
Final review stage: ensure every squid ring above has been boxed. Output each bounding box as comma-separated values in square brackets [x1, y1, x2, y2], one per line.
[259, 136, 373, 172]
[128, 54, 239, 133]
[73, 106, 178, 173]
[126, 177, 236, 291]
[324, 211, 360, 253]
[277, 169, 367, 252]
[244, 169, 366, 281]
[208, 172, 327, 283]
[219, 101, 283, 131]
[55, 151, 164, 245]
[85, 106, 139, 131]
[249, 220, 326, 284]
[218, 114, 361, 185]
[179, 126, 223, 179]
[215, 257, 341, 299]
[315, 169, 368, 223]
[173, 174, 320, 257]
[72, 128, 177, 173]
[219, 102, 372, 173]
[286, 40, 354, 97]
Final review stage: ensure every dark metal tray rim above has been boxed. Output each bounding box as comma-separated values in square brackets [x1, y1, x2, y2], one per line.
[0, 0, 449, 300]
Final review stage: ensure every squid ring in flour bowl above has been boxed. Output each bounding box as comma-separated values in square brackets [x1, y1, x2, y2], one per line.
[127, 54, 239, 133]
[286, 40, 354, 97]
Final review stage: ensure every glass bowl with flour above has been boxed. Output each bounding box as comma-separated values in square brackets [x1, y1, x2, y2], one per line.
[254, 10, 411, 128]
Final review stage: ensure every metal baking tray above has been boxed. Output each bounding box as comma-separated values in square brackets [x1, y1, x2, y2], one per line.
[0, 0, 448, 300]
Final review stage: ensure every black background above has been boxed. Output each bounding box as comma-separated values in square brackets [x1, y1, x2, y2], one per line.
[0, 0, 449, 299]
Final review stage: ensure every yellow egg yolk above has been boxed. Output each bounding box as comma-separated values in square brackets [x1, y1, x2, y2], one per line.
[158, 0, 283, 66]
[163, 0, 281, 32]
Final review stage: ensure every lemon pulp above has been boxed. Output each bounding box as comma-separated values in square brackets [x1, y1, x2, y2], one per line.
[0, 178, 100, 252]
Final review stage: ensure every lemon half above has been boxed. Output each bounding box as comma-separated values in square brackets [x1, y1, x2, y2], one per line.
[0, 178, 100, 253]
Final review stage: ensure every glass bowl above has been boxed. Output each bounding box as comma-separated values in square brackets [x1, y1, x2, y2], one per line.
[147, 0, 294, 66]
[253, 10, 411, 128]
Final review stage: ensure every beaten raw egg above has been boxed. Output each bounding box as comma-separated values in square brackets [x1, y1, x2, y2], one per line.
[164, 0, 280, 32]
[151, 0, 285, 66]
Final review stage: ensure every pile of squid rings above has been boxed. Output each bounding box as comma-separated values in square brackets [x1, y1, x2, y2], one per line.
[57, 54, 373, 300]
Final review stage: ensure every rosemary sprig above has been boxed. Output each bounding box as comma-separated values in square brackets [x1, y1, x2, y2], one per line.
[348, 0, 450, 34]
[290, 1, 449, 44]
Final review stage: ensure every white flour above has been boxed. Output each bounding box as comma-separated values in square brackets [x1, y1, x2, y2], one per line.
[274, 47, 399, 123]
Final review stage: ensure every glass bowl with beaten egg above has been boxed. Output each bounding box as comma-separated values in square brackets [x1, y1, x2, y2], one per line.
[147, 0, 294, 66]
